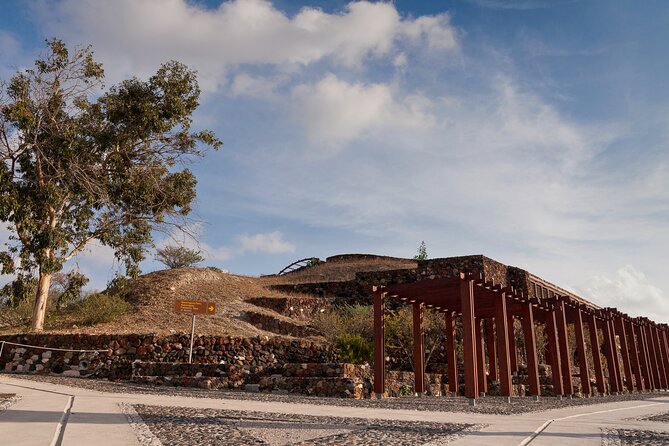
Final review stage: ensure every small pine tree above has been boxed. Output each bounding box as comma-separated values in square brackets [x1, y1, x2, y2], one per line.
[413, 241, 428, 260]
[155, 245, 205, 269]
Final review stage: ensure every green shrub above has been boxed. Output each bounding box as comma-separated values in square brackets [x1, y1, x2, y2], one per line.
[74, 293, 131, 326]
[336, 333, 373, 364]
[399, 384, 414, 397]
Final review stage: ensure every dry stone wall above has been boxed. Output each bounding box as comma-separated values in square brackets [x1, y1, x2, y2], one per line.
[0, 333, 335, 380]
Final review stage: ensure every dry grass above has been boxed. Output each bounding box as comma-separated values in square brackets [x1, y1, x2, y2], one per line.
[1, 268, 315, 337]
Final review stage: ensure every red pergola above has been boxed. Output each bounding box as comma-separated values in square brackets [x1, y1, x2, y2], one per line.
[372, 272, 669, 400]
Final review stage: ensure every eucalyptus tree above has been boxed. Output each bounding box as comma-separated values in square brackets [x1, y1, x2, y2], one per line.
[0, 40, 221, 330]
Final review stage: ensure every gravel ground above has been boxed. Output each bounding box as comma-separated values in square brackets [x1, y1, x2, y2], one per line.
[5, 374, 669, 415]
[638, 411, 669, 423]
[601, 428, 669, 446]
[130, 404, 479, 446]
[0, 393, 19, 412]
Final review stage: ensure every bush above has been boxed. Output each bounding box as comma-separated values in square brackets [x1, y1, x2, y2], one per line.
[312, 304, 373, 343]
[74, 293, 131, 326]
[336, 333, 373, 364]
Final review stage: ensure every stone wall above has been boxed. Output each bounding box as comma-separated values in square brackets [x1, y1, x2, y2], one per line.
[130, 361, 448, 399]
[239, 311, 322, 337]
[0, 334, 336, 380]
[246, 297, 335, 320]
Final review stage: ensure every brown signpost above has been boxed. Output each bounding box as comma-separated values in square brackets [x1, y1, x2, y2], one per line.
[175, 299, 216, 315]
[174, 299, 216, 363]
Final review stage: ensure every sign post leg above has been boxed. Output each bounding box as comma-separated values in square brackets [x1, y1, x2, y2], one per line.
[189, 314, 196, 364]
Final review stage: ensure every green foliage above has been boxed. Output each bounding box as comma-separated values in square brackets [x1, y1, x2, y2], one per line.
[384, 306, 443, 370]
[313, 304, 373, 344]
[52, 270, 89, 309]
[73, 293, 131, 326]
[413, 241, 428, 260]
[155, 245, 205, 269]
[335, 333, 373, 364]
[0, 39, 220, 329]
[0, 274, 37, 307]
[399, 384, 414, 397]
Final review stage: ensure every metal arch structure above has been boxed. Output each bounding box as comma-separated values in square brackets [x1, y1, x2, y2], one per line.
[277, 257, 320, 275]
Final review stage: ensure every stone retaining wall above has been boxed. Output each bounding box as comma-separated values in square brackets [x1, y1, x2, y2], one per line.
[240, 311, 322, 337]
[246, 297, 335, 320]
[0, 334, 336, 380]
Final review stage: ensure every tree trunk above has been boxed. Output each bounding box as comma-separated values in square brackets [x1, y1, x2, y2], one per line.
[31, 271, 52, 331]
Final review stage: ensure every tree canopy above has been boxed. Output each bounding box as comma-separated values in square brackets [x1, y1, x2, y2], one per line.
[0, 39, 221, 330]
[155, 245, 205, 269]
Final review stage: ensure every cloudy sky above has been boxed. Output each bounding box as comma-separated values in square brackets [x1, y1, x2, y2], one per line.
[1, 0, 668, 322]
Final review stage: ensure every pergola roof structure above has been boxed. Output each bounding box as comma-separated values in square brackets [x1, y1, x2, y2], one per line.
[372, 270, 669, 400]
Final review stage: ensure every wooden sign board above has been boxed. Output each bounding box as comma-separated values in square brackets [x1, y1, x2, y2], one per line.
[174, 299, 216, 315]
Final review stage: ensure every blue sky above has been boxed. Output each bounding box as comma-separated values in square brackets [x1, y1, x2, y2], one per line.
[1, 0, 668, 322]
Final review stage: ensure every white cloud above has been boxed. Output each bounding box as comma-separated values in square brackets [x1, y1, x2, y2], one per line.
[292, 74, 435, 146]
[154, 227, 294, 262]
[36, 0, 458, 90]
[578, 265, 669, 324]
[237, 231, 296, 254]
[230, 73, 281, 99]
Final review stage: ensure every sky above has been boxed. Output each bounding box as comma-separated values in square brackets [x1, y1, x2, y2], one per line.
[0, 0, 668, 322]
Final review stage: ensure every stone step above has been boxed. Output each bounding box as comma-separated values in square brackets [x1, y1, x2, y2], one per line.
[240, 310, 322, 338]
[246, 296, 334, 320]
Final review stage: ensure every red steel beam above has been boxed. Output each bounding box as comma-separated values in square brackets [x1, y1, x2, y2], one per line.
[658, 330, 669, 390]
[651, 326, 668, 389]
[373, 289, 385, 396]
[546, 309, 565, 396]
[644, 323, 661, 390]
[521, 301, 541, 396]
[556, 300, 574, 395]
[614, 316, 634, 392]
[445, 311, 458, 395]
[476, 318, 488, 394]
[625, 320, 644, 391]
[635, 323, 653, 390]
[587, 313, 606, 395]
[495, 291, 513, 397]
[413, 302, 425, 395]
[601, 318, 620, 393]
[486, 319, 498, 382]
[460, 276, 479, 399]
[573, 307, 591, 396]
[508, 314, 519, 373]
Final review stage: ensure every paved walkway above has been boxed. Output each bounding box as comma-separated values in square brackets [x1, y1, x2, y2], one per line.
[1, 375, 668, 445]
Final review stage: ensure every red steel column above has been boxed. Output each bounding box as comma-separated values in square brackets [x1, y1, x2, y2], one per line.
[610, 319, 624, 392]
[660, 329, 669, 390]
[460, 275, 478, 399]
[556, 300, 574, 395]
[588, 313, 606, 395]
[373, 289, 385, 396]
[614, 316, 634, 392]
[445, 311, 458, 395]
[644, 323, 661, 390]
[486, 319, 498, 382]
[495, 291, 513, 397]
[601, 317, 620, 393]
[546, 308, 564, 396]
[635, 322, 653, 390]
[574, 307, 591, 396]
[413, 302, 425, 395]
[508, 314, 519, 373]
[476, 318, 488, 394]
[651, 326, 668, 389]
[521, 302, 540, 396]
[625, 320, 644, 391]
